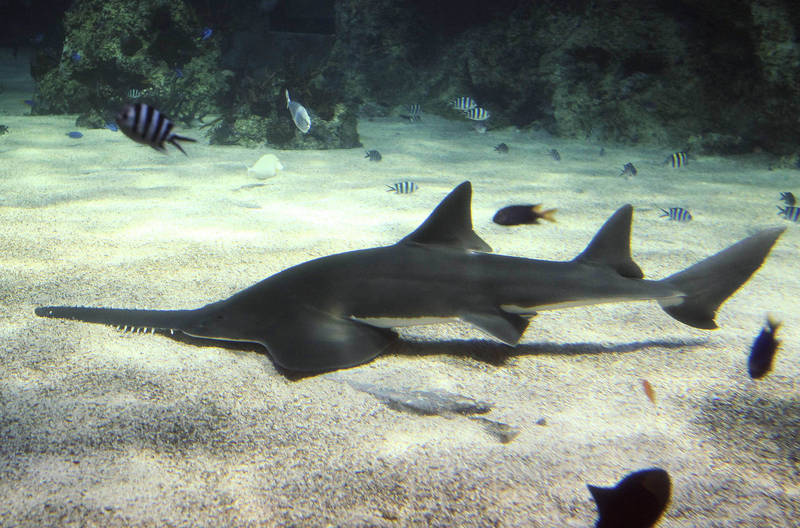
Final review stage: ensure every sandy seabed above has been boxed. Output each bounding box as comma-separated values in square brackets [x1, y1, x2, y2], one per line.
[1, 48, 798, 527]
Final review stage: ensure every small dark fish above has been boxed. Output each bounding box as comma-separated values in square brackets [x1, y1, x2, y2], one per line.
[620, 162, 637, 177]
[777, 205, 800, 222]
[200, 27, 213, 40]
[70, 51, 81, 62]
[641, 379, 656, 405]
[494, 143, 509, 154]
[386, 181, 418, 194]
[779, 191, 796, 206]
[450, 96, 477, 112]
[493, 204, 557, 226]
[116, 103, 196, 155]
[588, 468, 671, 528]
[664, 151, 688, 168]
[104, 122, 118, 132]
[23, 100, 34, 106]
[660, 207, 692, 222]
[365, 149, 382, 162]
[748, 316, 781, 379]
[0, 125, 8, 136]
[599, 147, 606, 156]
[549, 148, 561, 161]
[463, 107, 490, 121]
[174, 68, 184, 79]
[66, 131, 83, 139]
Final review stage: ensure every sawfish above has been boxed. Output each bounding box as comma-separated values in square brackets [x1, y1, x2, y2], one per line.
[36, 182, 784, 372]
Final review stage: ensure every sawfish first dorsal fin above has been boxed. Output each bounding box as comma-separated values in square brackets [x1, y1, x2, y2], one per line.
[573, 204, 644, 279]
[400, 181, 492, 252]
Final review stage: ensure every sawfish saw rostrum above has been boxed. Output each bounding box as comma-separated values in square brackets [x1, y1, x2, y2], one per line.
[36, 182, 785, 373]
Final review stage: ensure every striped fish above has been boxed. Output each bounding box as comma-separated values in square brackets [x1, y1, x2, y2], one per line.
[777, 205, 800, 222]
[115, 103, 196, 155]
[664, 151, 688, 168]
[463, 107, 490, 121]
[660, 207, 692, 221]
[386, 181, 418, 194]
[403, 104, 422, 122]
[450, 96, 477, 112]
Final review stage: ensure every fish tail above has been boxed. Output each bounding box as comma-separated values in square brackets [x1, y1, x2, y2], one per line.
[539, 208, 557, 223]
[766, 314, 782, 333]
[656, 228, 785, 329]
[169, 134, 197, 156]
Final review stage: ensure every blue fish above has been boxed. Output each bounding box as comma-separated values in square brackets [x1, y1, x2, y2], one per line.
[23, 99, 34, 106]
[200, 27, 213, 40]
[104, 122, 119, 132]
[174, 67, 184, 79]
[70, 51, 81, 62]
[66, 131, 83, 139]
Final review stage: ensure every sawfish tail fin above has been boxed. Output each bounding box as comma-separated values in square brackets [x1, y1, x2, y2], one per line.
[657, 227, 785, 329]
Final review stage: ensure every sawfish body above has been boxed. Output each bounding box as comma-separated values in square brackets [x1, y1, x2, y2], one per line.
[36, 182, 784, 372]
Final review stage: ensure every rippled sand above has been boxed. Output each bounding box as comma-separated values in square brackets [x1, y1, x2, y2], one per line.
[1, 48, 798, 527]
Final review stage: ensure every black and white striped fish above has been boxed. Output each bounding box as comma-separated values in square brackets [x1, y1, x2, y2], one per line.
[463, 107, 490, 121]
[450, 97, 477, 112]
[777, 205, 800, 222]
[115, 103, 196, 155]
[660, 207, 692, 221]
[402, 104, 422, 122]
[386, 181, 418, 194]
[664, 151, 688, 168]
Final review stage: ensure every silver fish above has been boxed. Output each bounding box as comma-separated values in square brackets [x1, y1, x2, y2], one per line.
[285, 89, 311, 133]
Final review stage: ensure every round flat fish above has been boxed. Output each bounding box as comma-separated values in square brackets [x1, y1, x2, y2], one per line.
[289, 102, 311, 133]
[285, 89, 311, 134]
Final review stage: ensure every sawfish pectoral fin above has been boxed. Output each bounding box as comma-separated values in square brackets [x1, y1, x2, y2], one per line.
[460, 310, 531, 346]
[259, 307, 397, 372]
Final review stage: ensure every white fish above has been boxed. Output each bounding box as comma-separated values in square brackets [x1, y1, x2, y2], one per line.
[247, 153, 284, 180]
[285, 89, 311, 134]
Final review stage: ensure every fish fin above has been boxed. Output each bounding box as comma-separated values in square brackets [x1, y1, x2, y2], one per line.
[169, 135, 197, 156]
[400, 181, 493, 252]
[539, 208, 557, 223]
[460, 310, 530, 345]
[285, 89, 291, 108]
[587, 484, 614, 517]
[573, 204, 643, 279]
[260, 307, 397, 372]
[658, 227, 785, 329]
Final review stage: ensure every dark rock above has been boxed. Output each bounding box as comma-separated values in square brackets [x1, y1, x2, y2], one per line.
[31, 0, 230, 125]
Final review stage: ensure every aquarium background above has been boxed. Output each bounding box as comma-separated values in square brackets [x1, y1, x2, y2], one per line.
[0, 0, 798, 526]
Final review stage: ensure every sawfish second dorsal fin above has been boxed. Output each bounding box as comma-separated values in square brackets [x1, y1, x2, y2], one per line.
[573, 204, 644, 278]
[400, 181, 492, 252]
